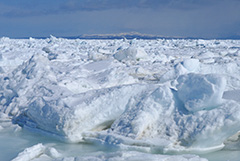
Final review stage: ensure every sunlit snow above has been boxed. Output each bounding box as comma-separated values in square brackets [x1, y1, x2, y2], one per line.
[1, 36, 240, 160]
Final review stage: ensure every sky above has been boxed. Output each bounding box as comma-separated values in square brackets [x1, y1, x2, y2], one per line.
[0, 0, 240, 39]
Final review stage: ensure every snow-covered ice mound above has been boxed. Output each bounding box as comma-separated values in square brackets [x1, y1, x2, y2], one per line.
[177, 73, 226, 112]
[182, 58, 200, 72]
[1, 37, 240, 160]
[113, 46, 149, 62]
[88, 74, 240, 153]
[0, 53, 140, 142]
[26, 84, 154, 142]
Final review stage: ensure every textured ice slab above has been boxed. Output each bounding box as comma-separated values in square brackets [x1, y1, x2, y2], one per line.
[26, 84, 155, 142]
[0, 53, 150, 142]
[12, 143, 61, 161]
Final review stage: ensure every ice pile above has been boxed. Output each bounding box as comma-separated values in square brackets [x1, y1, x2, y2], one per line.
[1, 37, 240, 160]
[61, 151, 207, 161]
[87, 73, 240, 153]
[12, 143, 61, 161]
[113, 46, 149, 63]
[12, 144, 206, 161]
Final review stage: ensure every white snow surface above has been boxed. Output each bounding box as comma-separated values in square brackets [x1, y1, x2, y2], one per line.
[1, 37, 240, 160]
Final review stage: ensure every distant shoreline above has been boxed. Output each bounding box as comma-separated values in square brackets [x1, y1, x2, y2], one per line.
[2, 32, 240, 40]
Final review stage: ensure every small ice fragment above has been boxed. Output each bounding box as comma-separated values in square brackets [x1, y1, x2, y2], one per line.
[12, 143, 46, 161]
[182, 58, 200, 72]
[113, 47, 148, 62]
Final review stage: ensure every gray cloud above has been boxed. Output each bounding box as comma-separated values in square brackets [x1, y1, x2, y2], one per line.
[0, 0, 240, 38]
[1, 0, 238, 17]
[0, 1, 62, 17]
[60, 0, 168, 11]
[0, 0, 198, 17]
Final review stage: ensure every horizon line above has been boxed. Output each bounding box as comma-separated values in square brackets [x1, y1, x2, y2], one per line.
[1, 32, 240, 40]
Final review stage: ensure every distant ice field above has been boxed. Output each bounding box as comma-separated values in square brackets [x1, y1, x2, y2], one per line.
[1, 36, 240, 160]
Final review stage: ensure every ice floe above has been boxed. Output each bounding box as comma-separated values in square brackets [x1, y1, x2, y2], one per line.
[1, 37, 240, 160]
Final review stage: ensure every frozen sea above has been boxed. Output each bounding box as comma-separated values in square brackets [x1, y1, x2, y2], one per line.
[1, 36, 240, 160]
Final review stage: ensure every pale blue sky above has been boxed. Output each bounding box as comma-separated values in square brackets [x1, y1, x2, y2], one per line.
[0, 0, 240, 38]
